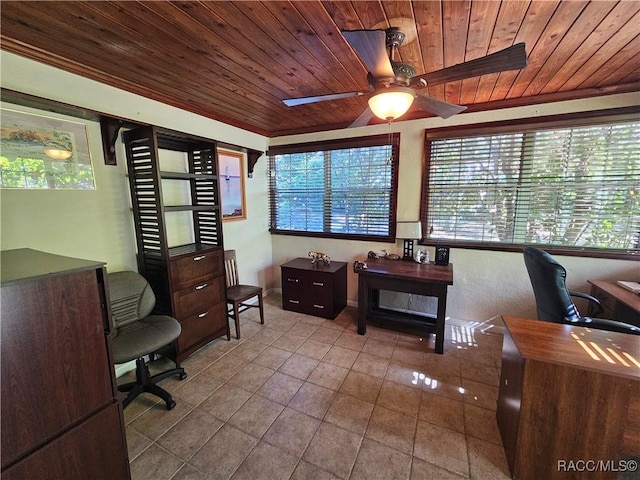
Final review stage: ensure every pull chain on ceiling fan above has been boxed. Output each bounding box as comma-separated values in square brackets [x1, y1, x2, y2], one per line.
[283, 24, 528, 128]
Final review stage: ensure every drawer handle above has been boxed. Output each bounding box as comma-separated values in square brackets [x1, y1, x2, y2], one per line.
[312, 282, 324, 287]
[195, 283, 208, 290]
[288, 300, 300, 304]
[287, 278, 300, 283]
[193, 255, 206, 261]
[198, 311, 209, 318]
[313, 304, 325, 309]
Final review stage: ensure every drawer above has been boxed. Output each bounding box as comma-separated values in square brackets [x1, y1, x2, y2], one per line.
[170, 249, 223, 291]
[282, 269, 306, 293]
[173, 276, 225, 319]
[178, 302, 227, 353]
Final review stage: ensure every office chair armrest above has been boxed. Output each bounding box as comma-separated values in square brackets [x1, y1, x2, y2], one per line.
[568, 290, 604, 316]
[576, 317, 640, 336]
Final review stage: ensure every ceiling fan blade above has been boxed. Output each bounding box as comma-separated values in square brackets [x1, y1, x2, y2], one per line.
[415, 94, 467, 119]
[412, 43, 528, 88]
[348, 107, 375, 128]
[342, 30, 395, 79]
[283, 91, 365, 107]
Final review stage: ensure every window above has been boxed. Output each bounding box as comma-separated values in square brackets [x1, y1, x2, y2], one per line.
[421, 109, 640, 257]
[268, 134, 399, 241]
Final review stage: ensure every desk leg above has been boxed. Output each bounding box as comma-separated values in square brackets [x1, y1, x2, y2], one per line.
[435, 287, 447, 354]
[357, 275, 367, 335]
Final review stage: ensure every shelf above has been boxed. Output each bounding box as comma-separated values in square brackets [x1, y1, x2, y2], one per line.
[160, 171, 217, 181]
[164, 205, 218, 213]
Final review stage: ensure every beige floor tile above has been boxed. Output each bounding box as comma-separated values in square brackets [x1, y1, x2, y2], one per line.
[362, 338, 395, 359]
[352, 352, 389, 378]
[250, 327, 285, 346]
[299, 315, 326, 327]
[463, 403, 502, 446]
[290, 460, 341, 480]
[421, 373, 465, 402]
[172, 372, 223, 406]
[385, 362, 425, 389]
[227, 394, 284, 438]
[307, 361, 349, 391]
[334, 332, 368, 351]
[198, 383, 252, 421]
[272, 333, 308, 353]
[325, 392, 374, 436]
[390, 344, 427, 367]
[129, 443, 183, 480]
[410, 457, 468, 480]
[278, 353, 320, 380]
[296, 338, 332, 360]
[287, 322, 319, 339]
[461, 378, 499, 411]
[227, 362, 275, 392]
[340, 370, 383, 404]
[262, 406, 321, 456]
[227, 340, 269, 362]
[189, 424, 258, 480]
[323, 345, 360, 369]
[129, 399, 192, 441]
[418, 390, 465, 433]
[230, 441, 299, 480]
[365, 405, 417, 455]
[309, 326, 343, 344]
[460, 358, 500, 387]
[256, 371, 304, 405]
[125, 426, 152, 462]
[288, 382, 336, 419]
[303, 422, 363, 480]
[350, 437, 411, 480]
[376, 380, 421, 417]
[414, 421, 469, 477]
[157, 408, 223, 461]
[423, 353, 461, 378]
[204, 354, 249, 382]
[367, 327, 399, 344]
[252, 346, 292, 370]
[467, 436, 511, 480]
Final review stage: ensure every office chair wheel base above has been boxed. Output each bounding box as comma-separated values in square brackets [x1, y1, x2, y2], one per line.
[166, 399, 176, 410]
[179, 372, 188, 380]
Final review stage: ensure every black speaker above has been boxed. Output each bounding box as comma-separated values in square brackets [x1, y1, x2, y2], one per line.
[434, 246, 450, 265]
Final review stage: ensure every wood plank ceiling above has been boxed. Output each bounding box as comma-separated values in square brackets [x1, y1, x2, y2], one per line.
[1, 1, 639, 137]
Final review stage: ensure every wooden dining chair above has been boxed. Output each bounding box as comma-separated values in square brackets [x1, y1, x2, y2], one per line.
[224, 249, 264, 339]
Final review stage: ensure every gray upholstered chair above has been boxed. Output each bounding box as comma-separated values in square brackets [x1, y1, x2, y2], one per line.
[108, 271, 186, 410]
[224, 250, 264, 339]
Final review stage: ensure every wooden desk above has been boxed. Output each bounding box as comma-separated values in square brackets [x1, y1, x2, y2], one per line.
[497, 316, 640, 480]
[588, 280, 640, 327]
[355, 258, 453, 354]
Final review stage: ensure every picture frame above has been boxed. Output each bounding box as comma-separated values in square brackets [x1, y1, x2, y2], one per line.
[0, 108, 95, 190]
[218, 148, 246, 221]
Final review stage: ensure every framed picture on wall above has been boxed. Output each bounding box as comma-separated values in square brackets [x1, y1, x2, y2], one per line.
[0, 108, 95, 190]
[218, 148, 246, 221]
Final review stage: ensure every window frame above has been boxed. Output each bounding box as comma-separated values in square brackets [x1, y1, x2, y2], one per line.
[420, 107, 640, 260]
[267, 133, 400, 242]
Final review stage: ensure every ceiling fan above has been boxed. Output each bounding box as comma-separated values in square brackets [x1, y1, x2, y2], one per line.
[283, 26, 528, 127]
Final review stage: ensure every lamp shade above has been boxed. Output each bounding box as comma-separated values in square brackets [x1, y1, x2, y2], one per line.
[396, 221, 422, 239]
[368, 87, 416, 121]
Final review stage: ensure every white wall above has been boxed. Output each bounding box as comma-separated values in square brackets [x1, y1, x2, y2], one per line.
[270, 93, 640, 321]
[1, 51, 272, 288]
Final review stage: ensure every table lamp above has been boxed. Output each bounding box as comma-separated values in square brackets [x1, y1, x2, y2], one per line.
[396, 221, 422, 261]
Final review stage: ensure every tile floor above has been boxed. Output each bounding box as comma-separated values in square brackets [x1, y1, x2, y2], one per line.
[120, 293, 511, 480]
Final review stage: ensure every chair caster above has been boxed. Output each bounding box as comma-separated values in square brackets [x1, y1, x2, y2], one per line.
[166, 399, 176, 410]
[179, 372, 187, 380]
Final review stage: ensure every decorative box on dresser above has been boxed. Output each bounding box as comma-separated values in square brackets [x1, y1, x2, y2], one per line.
[1, 249, 131, 480]
[123, 126, 228, 364]
[280, 258, 347, 319]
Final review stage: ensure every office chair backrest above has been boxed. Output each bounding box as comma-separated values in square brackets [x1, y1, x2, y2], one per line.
[224, 250, 240, 288]
[108, 271, 156, 329]
[523, 247, 581, 323]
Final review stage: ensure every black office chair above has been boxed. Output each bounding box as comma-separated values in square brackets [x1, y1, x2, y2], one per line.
[523, 247, 640, 335]
[108, 271, 187, 410]
[224, 249, 264, 339]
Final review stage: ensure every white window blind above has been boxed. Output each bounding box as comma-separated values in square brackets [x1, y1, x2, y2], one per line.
[423, 120, 640, 253]
[268, 134, 399, 241]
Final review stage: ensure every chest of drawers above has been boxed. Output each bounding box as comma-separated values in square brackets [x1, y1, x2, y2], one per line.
[281, 258, 347, 319]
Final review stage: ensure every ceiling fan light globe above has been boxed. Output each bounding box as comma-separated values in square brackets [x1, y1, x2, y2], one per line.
[368, 87, 415, 121]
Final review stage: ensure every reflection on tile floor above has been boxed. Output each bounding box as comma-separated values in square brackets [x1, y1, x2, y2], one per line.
[120, 293, 510, 480]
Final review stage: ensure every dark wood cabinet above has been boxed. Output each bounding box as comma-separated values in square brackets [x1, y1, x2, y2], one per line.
[123, 126, 228, 364]
[280, 258, 347, 319]
[1, 248, 130, 480]
[588, 280, 640, 327]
